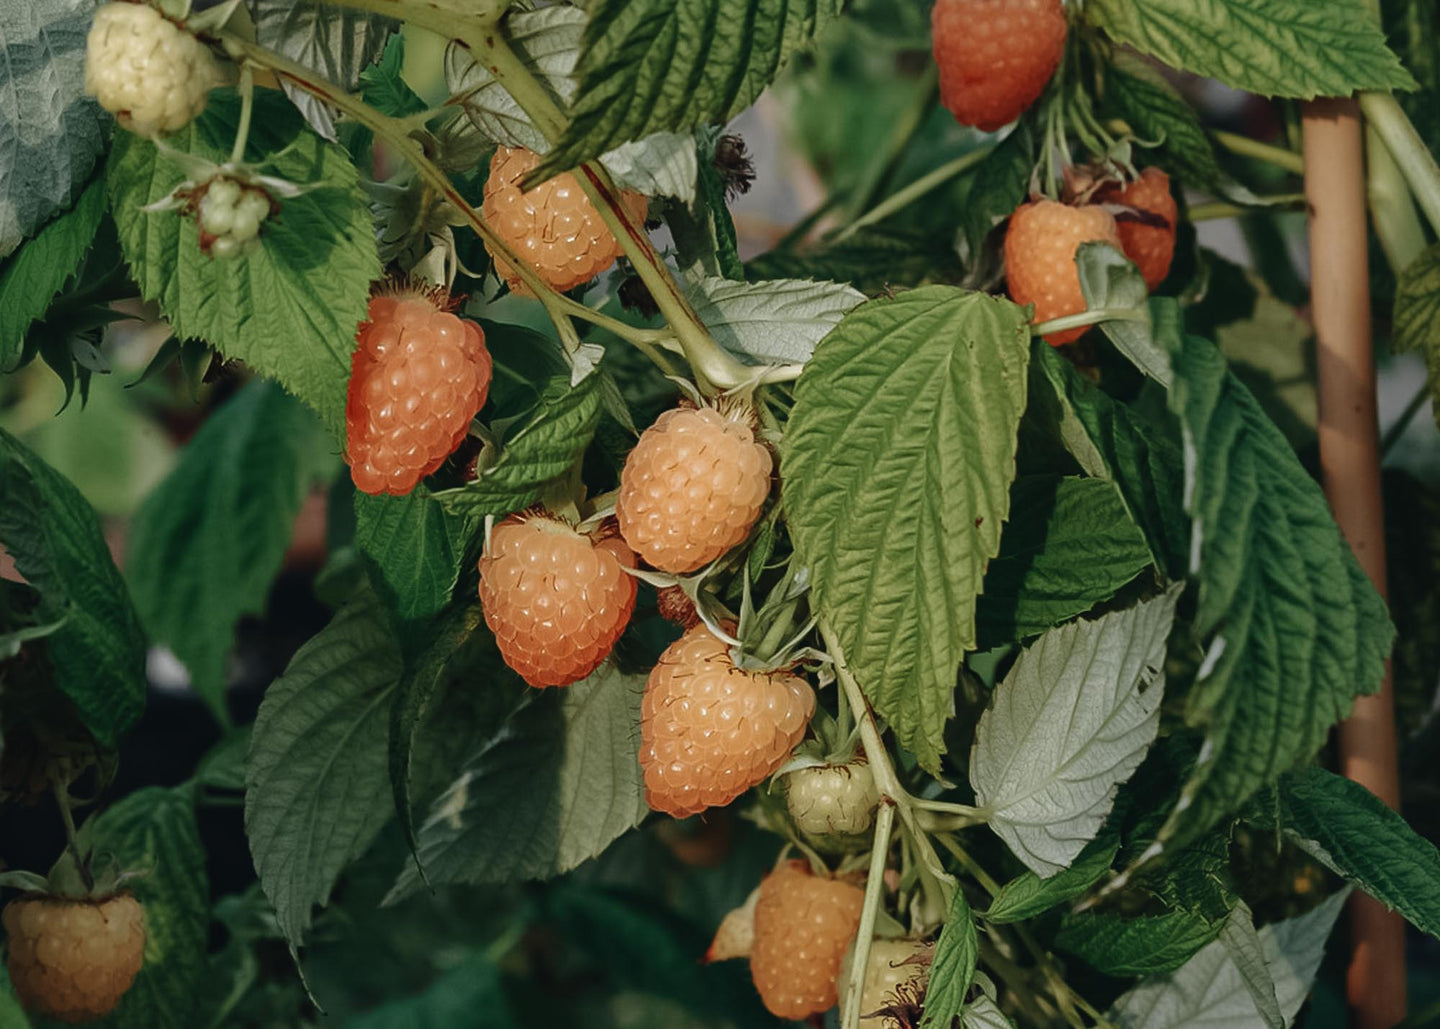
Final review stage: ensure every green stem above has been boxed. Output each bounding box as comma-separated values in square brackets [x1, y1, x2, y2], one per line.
[1360, 91, 1440, 241]
[230, 64, 254, 165]
[315, 0, 506, 41]
[1366, 120, 1428, 274]
[1033, 308, 1148, 337]
[840, 799, 897, 1029]
[1187, 195, 1307, 221]
[840, 65, 940, 224]
[835, 145, 994, 243]
[1213, 131, 1306, 175]
[1380, 380, 1432, 458]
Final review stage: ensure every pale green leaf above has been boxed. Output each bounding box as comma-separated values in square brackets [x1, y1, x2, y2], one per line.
[354, 488, 476, 626]
[1109, 889, 1348, 1028]
[783, 287, 1031, 771]
[0, 0, 107, 259]
[686, 276, 865, 366]
[107, 91, 378, 439]
[921, 890, 978, 1029]
[387, 663, 648, 899]
[1087, 0, 1415, 98]
[0, 427, 146, 746]
[963, 995, 1016, 1029]
[126, 382, 325, 718]
[1218, 903, 1284, 1029]
[971, 590, 1177, 877]
[536, 0, 844, 177]
[245, 593, 402, 946]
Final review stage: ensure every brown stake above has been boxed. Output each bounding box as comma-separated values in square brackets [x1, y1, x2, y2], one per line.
[1302, 96, 1407, 1029]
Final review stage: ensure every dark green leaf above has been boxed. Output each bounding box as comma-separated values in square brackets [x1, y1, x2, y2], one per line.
[1101, 59, 1224, 191]
[535, 0, 844, 177]
[245, 592, 402, 946]
[1056, 907, 1220, 977]
[126, 382, 325, 719]
[963, 123, 1036, 256]
[348, 955, 519, 1029]
[784, 288, 1031, 771]
[354, 488, 477, 626]
[0, 428, 145, 746]
[359, 33, 426, 119]
[985, 823, 1122, 924]
[747, 225, 963, 294]
[1394, 242, 1440, 430]
[921, 889, 978, 1029]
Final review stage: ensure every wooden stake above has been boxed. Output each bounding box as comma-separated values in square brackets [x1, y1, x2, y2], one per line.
[1302, 96, 1407, 1029]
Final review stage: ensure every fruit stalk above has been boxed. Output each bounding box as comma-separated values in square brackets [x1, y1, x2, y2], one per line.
[1301, 96, 1406, 1029]
[838, 798, 895, 1029]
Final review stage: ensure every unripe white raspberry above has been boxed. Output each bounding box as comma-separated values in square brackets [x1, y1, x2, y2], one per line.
[85, 2, 223, 137]
[196, 176, 274, 258]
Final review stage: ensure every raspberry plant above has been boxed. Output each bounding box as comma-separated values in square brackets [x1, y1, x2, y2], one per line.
[3, 0, 1440, 1027]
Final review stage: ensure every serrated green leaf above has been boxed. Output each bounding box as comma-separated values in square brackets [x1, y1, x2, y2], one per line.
[1057, 906, 1221, 977]
[1087, 0, 1415, 99]
[387, 663, 649, 899]
[354, 489, 476, 626]
[358, 33, 425, 119]
[536, 0, 844, 177]
[1076, 244, 1172, 388]
[245, 593, 402, 946]
[921, 890, 978, 1029]
[985, 822, 1122, 924]
[1217, 903, 1284, 1029]
[686, 276, 865, 366]
[0, 177, 106, 368]
[1156, 333, 1394, 855]
[1101, 59, 1225, 191]
[251, 0, 394, 141]
[0, 428, 145, 746]
[972, 590, 1177, 877]
[348, 955, 519, 1029]
[77, 787, 208, 1029]
[747, 225, 963, 294]
[976, 476, 1154, 649]
[1394, 242, 1440, 430]
[126, 382, 324, 719]
[0, 0, 108, 259]
[1033, 345, 1190, 580]
[430, 373, 601, 518]
[1108, 889, 1348, 1029]
[783, 288, 1031, 771]
[963, 123, 1037, 256]
[107, 91, 378, 439]
[1268, 765, 1440, 940]
[963, 995, 1016, 1029]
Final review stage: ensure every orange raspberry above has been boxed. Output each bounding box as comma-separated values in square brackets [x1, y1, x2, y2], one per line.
[1004, 199, 1121, 345]
[616, 404, 773, 574]
[933, 0, 1067, 132]
[3, 893, 146, 1023]
[1099, 167, 1178, 290]
[481, 146, 647, 295]
[750, 861, 865, 1020]
[478, 513, 638, 688]
[345, 289, 492, 496]
[640, 624, 815, 818]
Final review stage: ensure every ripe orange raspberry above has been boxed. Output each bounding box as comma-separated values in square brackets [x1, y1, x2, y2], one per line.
[933, 0, 1067, 132]
[616, 404, 772, 574]
[640, 624, 815, 817]
[1004, 199, 1122, 345]
[1099, 167, 1178, 290]
[478, 513, 638, 688]
[750, 861, 865, 1020]
[481, 146, 647, 295]
[3, 893, 145, 1023]
[345, 288, 492, 496]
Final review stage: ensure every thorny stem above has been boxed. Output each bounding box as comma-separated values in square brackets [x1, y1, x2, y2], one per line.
[835, 145, 995, 243]
[1212, 130, 1306, 175]
[840, 799, 897, 1029]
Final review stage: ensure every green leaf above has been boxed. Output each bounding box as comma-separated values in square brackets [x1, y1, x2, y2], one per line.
[1108, 889, 1348, 1028]
[921, 890, 978, 1029]
[1087, 0, 1415, 98]
[359, 33, 426, 119]
[77, 787, 209, 1029]
[0, 0, 108, 259]
[387, 663, 649, 900]
[0, 964, 31, 1029]
[1033, 344, 1190, 580]
[1394, 242, 1440, 430]
[963, 122, 1037, 256]
[686, 276, 865, 366]
[107, 90, 379, 439]
[348, 955, 519, 1029]
[354, 489, 476, 626]
[747, 225, 964, 294]
[1267, 765, 1440, 940]
[0, 428, 146, 746]
[985, 823, 1122, 924]
[126, 382, 324, 719]
[0, 177, 107, 368]
[783, 287, 1031, 771]
[971, 590, 1177, 877]
[1100, 58, 1224, 191]
[963, 995, 1016, 1029]
[1155, 333, 1394, 855]
[976, 476, 1154, 649]
[1057, 907, 1220, 977]
[1217, 903, 1284, 1029]
[1076, 244, 1171, 388]
[245, 593, 402, 946]
[535, 0, 844, 177]
[430, 373, 602, 518]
